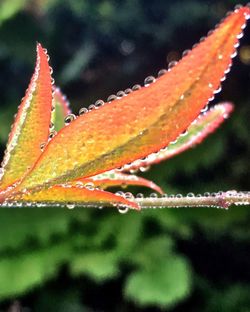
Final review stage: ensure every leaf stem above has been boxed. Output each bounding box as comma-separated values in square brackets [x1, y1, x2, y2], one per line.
[135, 191, 250, 210]
[0, 191, 249, 210]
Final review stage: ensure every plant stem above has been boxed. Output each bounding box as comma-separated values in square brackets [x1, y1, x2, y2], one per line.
[134, 191, 250, 209]
[0, 191, 249, 210]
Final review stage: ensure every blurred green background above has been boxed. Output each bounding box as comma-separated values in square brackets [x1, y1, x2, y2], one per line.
[0, 0, 250, 311]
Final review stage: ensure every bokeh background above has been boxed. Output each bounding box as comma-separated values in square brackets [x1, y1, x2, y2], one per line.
[0, 0, 250, 311]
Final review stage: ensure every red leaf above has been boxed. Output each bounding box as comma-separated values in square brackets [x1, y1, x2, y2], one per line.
[0, 43, 52, 189]
[10, 7, 250, 194]
[11, 184, 140, 210]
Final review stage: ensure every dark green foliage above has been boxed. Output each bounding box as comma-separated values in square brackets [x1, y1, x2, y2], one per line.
[0, 0, 249, 311]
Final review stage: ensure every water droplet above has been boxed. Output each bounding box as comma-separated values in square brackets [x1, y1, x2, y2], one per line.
[187, 192, 195, 198]
[40, 142, 46, 151]
[199, 36, 206, 43]
[129, 169, 138, 174]
[124, 88, 132, 94]
[88, 104, 96, 111]
[207, 30, 214, 36]
[170, 139, 178, 145]
[124, 192, 134, 200]
[158, 69, 167, 77]
[107, 94, 117, 102]
[79, 107, 88, 115]
[180, 130, 188, 137]
[150, 193, 158, 198]
[224, 67, 231, 74]
[144, 76, 156, 86]
[118, 205, 129, 214]
[115, 191, 125, 197]
[237, 33, 243, 39]
[49, 130, 57, 139]
[182, 49, 190, 57]
[235, 4, 243, 10]
[49, 122, 54, 129]
[64, 114, 76, 125]
[168, 61, 177, 70]
[140, 166, 150, 172]
[136, 193, 144, 198]
[176, 194, 183, 198]
[132, 84, 141, 91]
[214, 86, 222, 94]
[95, 99, 105, 107]
[84, 182, 95, 190]
[201, 105, 208, 113]
[231, 51, 237, 58]
[66, 203, 75, 209]
[117, 90, 125, 97]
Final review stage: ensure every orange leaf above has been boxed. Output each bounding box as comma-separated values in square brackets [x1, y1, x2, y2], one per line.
[15, 7, 250, 193]
[0, 43, 52, 189]
[122, 103, 234, 171]
[75, 171, 163, 194]
[10, 185, 140, 210]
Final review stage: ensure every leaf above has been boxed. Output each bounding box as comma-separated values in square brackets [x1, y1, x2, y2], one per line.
[0, 0, 29, 26]
[122, 103, 234, 170]
[0, 43, 52, 189]
[125, 256, 191, 308]
[13, 184, 140, 210]
[75, 171, 163, 193]
[0, 209, 73, 251]
[0, 241, 72, 299]
[15, 7, 250, 193]
[205, 284, 250, 312]
[114, 213, 143, 250]
[129, 236, 174, 269]
[70, 250, 120, 282]
[52, 87, 71, 132]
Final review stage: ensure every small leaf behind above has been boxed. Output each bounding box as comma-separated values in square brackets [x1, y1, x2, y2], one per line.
[52, 87, 71, 132]
[123, 103, 234, 170]
[76, 171, 163, 193]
